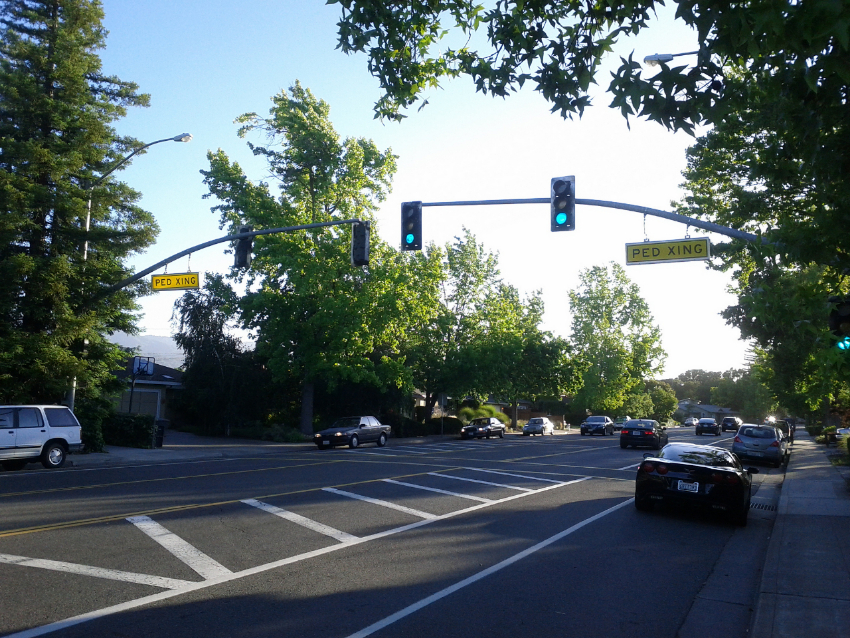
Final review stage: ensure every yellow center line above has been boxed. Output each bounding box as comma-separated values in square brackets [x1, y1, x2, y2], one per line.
[0, 466, 463, 539]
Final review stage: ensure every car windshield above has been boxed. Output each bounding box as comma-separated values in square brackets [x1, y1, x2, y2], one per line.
[739, 427, 777, 439]
[698, 419, 715, 424]
[471, 418, 490, 425]
[528, 418, 543, 425]
[659, 446, 734, 467]
[331, 417, 361, 429]
[586, 417, 606, 423]
[625, 420, 652, 428]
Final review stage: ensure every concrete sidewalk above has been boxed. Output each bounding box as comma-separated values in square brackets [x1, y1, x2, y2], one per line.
[68, 428, 311, 467]
[750, 430, 850, 638]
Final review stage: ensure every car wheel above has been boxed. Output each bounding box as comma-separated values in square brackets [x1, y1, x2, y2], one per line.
[580, 431, 585, 436]
[733, 494, 750, 526]
[635, 495, 652, 512]
[2, 460, 28, 471]
[377, 433, 387, 447]
[620, 441, 627, 449]
[41, 443, 66, 469]
[653, 439, 661, 450]
[349, 435, 359, 449]
[498, 430, 504, 438]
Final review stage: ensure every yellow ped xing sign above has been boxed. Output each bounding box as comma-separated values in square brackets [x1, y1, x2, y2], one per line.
[625, 238, 711, 265]
[151, 272, 201, 291]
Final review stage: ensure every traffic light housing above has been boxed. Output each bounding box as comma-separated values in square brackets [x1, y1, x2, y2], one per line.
[234, 225, 253, 269]
[550, 176, 575, 231]
[351, 221, 370, 267]
[401, 201, 422, 251]
[829, 295, 850, 350]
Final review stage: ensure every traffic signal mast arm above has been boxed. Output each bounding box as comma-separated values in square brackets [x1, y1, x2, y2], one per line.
[419, 197, 769, 245]
[99, 218, 366, 298]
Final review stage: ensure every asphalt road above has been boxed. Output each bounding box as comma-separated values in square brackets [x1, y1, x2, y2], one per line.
[0, 428, 782, 638]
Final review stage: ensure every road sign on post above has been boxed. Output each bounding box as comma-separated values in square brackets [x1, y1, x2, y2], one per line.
[151, 272, 200, 291]
[625, 238, 711, 265]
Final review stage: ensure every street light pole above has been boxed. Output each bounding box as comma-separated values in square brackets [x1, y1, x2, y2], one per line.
[643, 51, 699, 66]
[68, 133, 192, 411]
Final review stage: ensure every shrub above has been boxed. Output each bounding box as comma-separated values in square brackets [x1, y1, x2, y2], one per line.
[457, 405, 508, 424]
[806, 423, 824, 436]
[425, 416, 463, 435]
[102, 413, 156, 449]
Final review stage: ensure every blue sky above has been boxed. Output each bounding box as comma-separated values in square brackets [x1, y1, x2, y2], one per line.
[99, 0, 751, 378]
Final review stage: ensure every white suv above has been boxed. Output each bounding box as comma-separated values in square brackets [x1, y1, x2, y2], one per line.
[0, 405, 83, 470]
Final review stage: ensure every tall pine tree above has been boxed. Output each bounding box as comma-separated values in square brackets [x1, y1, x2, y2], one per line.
[0, 0, 155, 406]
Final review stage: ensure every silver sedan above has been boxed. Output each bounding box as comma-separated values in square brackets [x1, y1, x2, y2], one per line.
[523, 417, 554, 436]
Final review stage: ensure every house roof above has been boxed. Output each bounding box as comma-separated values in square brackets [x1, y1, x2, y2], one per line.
[114, 358, 184, 387]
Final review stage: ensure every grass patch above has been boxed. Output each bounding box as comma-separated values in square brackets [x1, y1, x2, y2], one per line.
[829, 454, 850, 467]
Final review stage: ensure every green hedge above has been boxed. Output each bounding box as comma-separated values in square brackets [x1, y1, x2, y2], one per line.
[102, 413, 157, 449]
[806, 423, 824, 436]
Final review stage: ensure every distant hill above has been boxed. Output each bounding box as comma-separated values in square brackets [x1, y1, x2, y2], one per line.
[108, 333, 184, 370]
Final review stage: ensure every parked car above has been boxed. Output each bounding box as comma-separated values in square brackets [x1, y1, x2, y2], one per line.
[721, 416, 742, 432]
[461, 417, 506, 440]
[695, 418, 721, 436]
[580, 416, 614, 436]
[523, 417, 554, 436]
[683, 417, 699, 427]
[732, 424, 788, 468]
[314, 416, 391, 449]
[0, 405, 83, 470]
[613, 416, 631, 431]
[634, 442, 759, 526]
[620, 419, 668, 450]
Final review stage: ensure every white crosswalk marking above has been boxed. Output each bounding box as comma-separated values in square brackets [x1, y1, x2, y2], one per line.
[242, 499, 358, 542]
[323, 488, 437, 519]
[427, 473, 532, 491]
[127, 516, 232, 580]
[382, 479, 492, 503]
[462, 467, 565, 484]
[0, 553, 194, 590]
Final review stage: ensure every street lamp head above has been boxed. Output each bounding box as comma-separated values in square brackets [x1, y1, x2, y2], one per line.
[172, 133, 192, 143]
[643, 53, 675, 66]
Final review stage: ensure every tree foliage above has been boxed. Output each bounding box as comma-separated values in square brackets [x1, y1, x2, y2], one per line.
[0, 0, 154, 406]
[201, 82, 442, 434]
[331, 1, 850, 135]
[568, 262, 665, 414]
[710, 367, 776, 423]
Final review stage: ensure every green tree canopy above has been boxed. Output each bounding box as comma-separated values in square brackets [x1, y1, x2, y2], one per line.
[331, 0, 850, 136]
[568, 262, 665, 414]
[0, 0, 155, 405]
[201, 82, 442, 434]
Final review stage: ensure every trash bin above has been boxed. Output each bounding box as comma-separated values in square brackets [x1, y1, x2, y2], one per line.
[153, 419, 168, 448]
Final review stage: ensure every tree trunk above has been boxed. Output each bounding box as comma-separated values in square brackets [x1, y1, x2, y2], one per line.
[300, 379, 314, 435]
[511, 401, 518, 429]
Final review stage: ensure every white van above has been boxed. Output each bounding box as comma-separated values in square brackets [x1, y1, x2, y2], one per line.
[0, 405, 83, 470]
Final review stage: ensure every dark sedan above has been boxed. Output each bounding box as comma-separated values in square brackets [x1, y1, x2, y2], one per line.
[314, 416, 391, 449]
[634, 442, 759, 526]
[620, 419, 668, 450]
[460, 417, 506, 439]
[695, 418, 721, 436]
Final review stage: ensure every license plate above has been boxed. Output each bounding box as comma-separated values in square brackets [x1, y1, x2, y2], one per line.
[748, 451, 763, 457]
[678, 481, 699, 493]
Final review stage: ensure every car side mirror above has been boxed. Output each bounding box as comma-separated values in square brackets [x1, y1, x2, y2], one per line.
[642, 452, 654, 459]
[746, 467, 760, 474]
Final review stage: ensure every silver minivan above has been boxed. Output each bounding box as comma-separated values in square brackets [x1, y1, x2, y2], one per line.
[0, 405, 83, 470]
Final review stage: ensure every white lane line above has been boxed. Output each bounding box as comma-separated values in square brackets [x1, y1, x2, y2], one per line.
[126, 516, 232, 580]
[0, 553, 194, 590]
[617, 463, 640, 470]
[242, 499, 358, 543]
[5, 477, 592, 638]
[428, 472, 532, 491]
[462, 467, 565, 484]
[345, 496, 633, 638]
[323, 488, 437, 519]
[383, 479, 492, 503]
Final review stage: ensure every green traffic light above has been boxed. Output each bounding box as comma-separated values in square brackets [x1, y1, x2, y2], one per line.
[839, 337, 850, 351]
[405, 233, 414, 244]
[556, 212, 567, 225]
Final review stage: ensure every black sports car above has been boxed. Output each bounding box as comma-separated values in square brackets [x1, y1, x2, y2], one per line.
[460, 417, 506, 439]
[620, 419, 668, 450]
[634, 442, 759, 526]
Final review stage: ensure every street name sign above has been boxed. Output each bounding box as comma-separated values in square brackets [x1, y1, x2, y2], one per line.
[151, 272, 200, 291]
[625, 238, 710, 265]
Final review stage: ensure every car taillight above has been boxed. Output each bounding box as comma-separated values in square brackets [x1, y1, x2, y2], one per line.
[734, 436, 743, 443]
[712, 472, 739, 485]
[656, 464, 668, 475]
[725, 475, 739, 485]
[640, 462, 655, 473]
[769, 440, 779, 447]
[644, 431, 654, 435]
